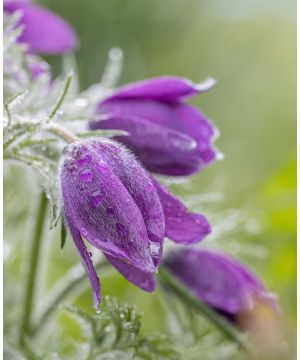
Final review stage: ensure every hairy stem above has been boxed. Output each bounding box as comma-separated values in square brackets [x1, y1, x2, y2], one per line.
[158, 266, 254, 354]
[46, 123, 78, 143]
[49, 72, 73, 119]
[19, 192, 48, 345]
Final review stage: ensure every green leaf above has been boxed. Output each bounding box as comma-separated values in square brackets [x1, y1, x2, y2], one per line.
[64, 296, 180, 360]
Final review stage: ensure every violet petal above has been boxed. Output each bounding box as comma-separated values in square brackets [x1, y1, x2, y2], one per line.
[152, 179, 211, 244]
[92, 100, 217, 176]
[4, 2, 77, 54]
[106, 255, 156, 292]
[91, 140, 165, 267]
[91, 115, 200, 176]
[65, 217, 101, 308]
[104, 76, 216, 102]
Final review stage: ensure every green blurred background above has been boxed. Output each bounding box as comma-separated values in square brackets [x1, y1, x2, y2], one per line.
[4, 0, 296, 354]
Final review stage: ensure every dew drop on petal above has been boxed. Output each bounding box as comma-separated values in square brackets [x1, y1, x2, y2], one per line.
[150, 242, 160, 263]
[116, 223, 129, 238]
[106, 206, 115, 215]
[91, 190, 103, 206]
[79, 169, 93, 182]
[80, 227, 89, 237]
[77, 153, 91, 167]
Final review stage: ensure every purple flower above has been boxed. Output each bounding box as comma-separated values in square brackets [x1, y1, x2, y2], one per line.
[90, 76, 218, 176]
[60, 139, 211, 306]
[164, 249, 277, 324]
[4, 0, 77, 54]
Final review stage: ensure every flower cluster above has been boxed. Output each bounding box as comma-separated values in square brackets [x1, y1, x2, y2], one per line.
[4, 1, 278, 332]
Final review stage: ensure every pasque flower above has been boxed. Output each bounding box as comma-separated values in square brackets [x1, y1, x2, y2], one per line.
[164, 249, 277, 325]
[4, 0, 77, 54]
[60, 139, 211, 306]
[90, 76, 218, 176]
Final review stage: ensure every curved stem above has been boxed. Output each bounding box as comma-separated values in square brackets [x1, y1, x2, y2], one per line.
[158, 266, 254, 354]
[45, 123, 78, 143]
[19, 192, 48, 345]
[31, 260, 111, 337]
[49, 72, 73, 120]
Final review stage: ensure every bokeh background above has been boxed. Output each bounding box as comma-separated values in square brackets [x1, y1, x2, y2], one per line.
[4, 0, 296, 356]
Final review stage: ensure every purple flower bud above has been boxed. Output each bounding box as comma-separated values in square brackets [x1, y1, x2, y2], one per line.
[60, 139, 211, 306]
[90, 76, 218, 176]
[164, 249, 277, 324]
[4, 1, 77, 54]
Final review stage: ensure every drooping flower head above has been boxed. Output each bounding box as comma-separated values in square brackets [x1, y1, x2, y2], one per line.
[90, 76, 218, 176]
[164, 249, 277, 325]
[60, 139, 211, 306]
[4, 0, 77, 54]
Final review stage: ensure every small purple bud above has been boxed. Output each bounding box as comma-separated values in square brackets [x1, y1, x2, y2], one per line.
[164, 249, 278, 327]
[90, 76, 218, 176]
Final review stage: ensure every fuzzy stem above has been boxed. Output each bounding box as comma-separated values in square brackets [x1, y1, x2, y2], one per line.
[158, 266, 254, 354]
[49, 72, 73, 119]
[19, 192, 48, 345]
[46, 123, 78, 143]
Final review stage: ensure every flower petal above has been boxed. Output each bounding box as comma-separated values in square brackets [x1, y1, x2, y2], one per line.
[65, 217, 101, 308]
[4, 2, 77, 54]
[106, 255, 156, 292]
[93, 100, 217, 175]
[152, 179, 211, 244]
[60, 141, 155, 273]
[104, 76, 216, 102]
[91, 140, 165, 267]
[164, 249, 275, 314]
[90, 115, 201, 176]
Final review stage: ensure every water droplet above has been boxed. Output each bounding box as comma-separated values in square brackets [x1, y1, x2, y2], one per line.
[63, 143, 79, 157]
[150, 242, 160, 254]
[79, 169, 93, 182]
[106, 206, 115, 215]
[98, 163, 109, 174]
[150, 242, 160, 264]
[91, 190, 103, 206]
[116, 223, 129, 238]
[216, 152, 225, 160]
[81, 227, 88, 237]
[146, 181, 153, 191]
[77, 153, 91, 167]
